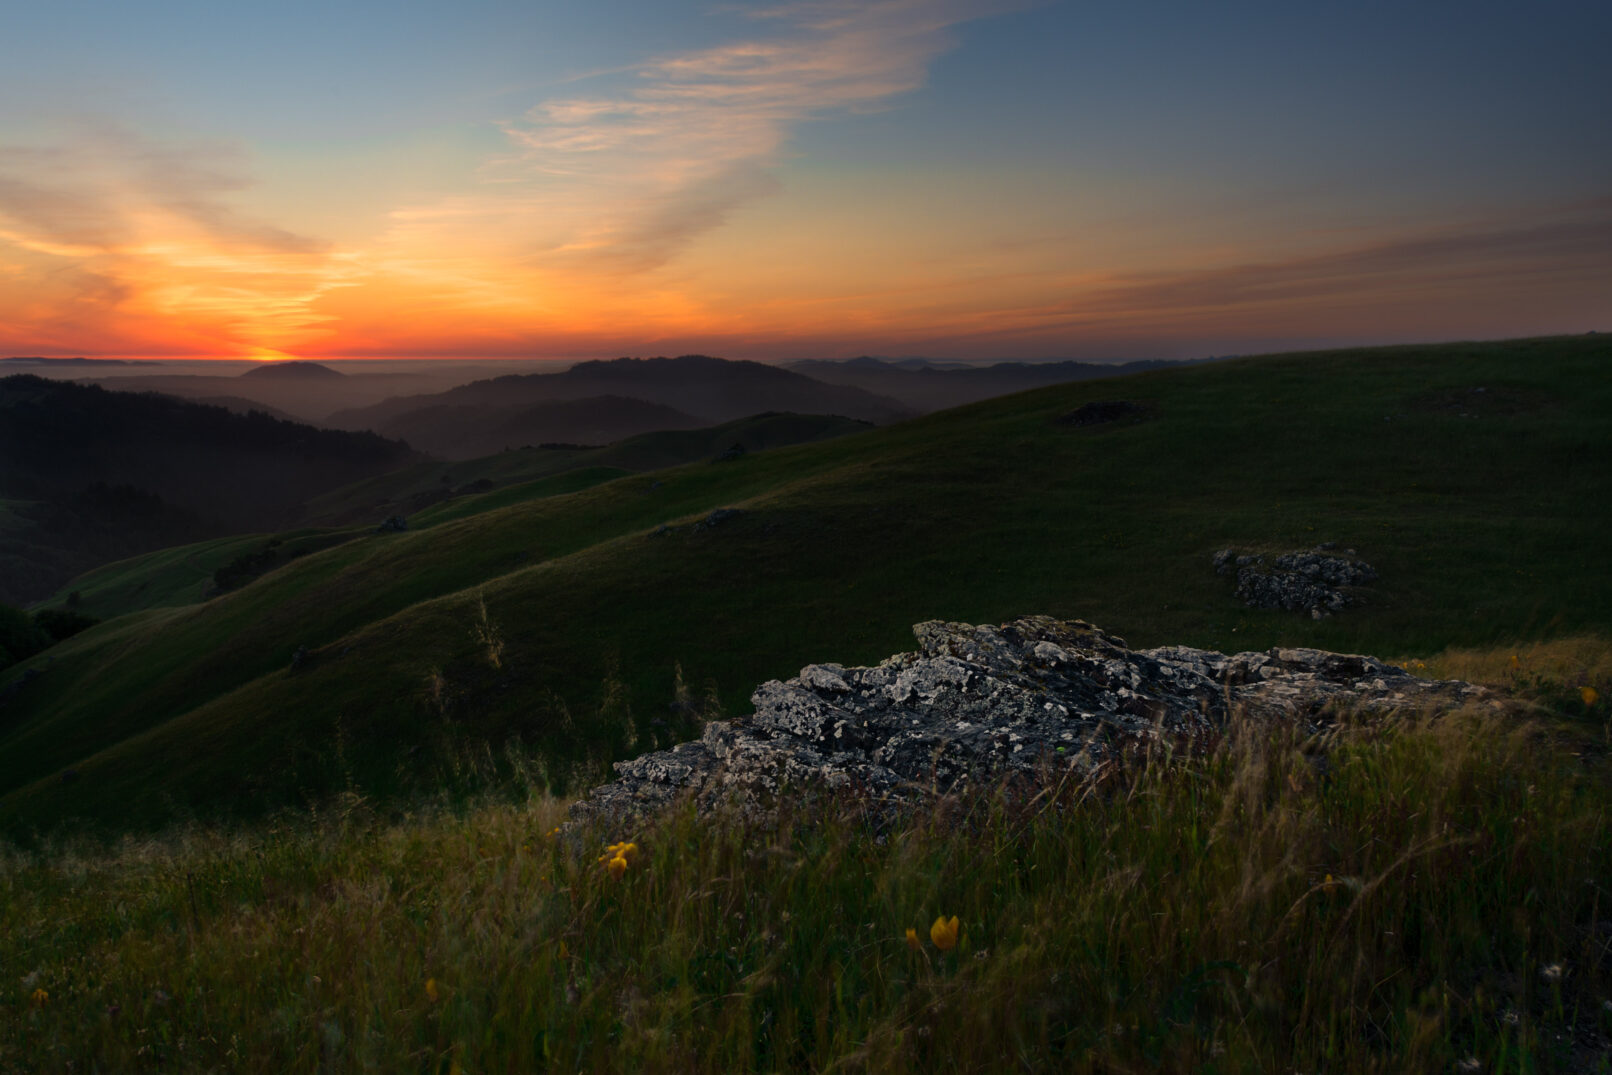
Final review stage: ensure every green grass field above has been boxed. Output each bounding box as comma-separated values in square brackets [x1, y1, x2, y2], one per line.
[40, 530, 361, 620]
[298, 412, 871, 527]
[3, 337, 1611, 1072]
[2, 336, 1609, 838]
[2, 665, 1607, 1072]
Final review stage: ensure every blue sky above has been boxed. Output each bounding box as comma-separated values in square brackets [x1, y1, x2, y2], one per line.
[0, 0, 1606, 359]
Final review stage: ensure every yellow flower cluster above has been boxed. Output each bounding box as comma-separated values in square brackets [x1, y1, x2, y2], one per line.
[905, 916, 961, 952]
[600, 841, 639, 879]
[29, 987, 48, 1008]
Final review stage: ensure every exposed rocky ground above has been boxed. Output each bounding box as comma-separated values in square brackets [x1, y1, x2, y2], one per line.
[1055, 399, 1153, 427]
[1214, 545, 1379, 617]
[571, 616, 1492, 826]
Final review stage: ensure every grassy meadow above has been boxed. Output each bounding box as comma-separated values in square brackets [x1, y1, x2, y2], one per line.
[2, 335, 1610, 837]
[2, 651, 1608, 1072]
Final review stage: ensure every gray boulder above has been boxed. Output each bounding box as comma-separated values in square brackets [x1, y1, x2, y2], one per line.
[569, 616, 1489, 826]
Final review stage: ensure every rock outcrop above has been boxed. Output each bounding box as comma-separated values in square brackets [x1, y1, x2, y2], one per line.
[1056, 400, 1150, 427]
[1214, 546, 1378, 617]
[569, 616, 1490, 826]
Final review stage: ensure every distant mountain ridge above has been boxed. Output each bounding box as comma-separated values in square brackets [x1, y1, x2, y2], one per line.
[1, 356, 161, 367]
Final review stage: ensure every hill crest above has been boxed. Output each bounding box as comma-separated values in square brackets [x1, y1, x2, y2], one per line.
[239, 361, 344, 380]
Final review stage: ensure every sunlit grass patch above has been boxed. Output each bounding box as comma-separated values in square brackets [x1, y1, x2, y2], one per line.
[1405, 637, 1611, 737]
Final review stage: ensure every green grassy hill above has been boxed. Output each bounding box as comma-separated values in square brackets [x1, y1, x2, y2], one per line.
[298, 411, 871, 526]
[42, 412, 872, 620]
[2, 336, 1608, 837]
[40, 529, 359, 621]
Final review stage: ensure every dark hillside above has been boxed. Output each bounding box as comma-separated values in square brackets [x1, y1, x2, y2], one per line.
[0, 376, 418, 603]
[1, 335, 1607, 835]
[298, 411, 873, 526]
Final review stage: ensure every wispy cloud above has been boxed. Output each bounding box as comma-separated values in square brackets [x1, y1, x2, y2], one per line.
[1078, 203, 1612, 317]
[436, 0, 1008, 273]
[0, 124, 320, 256]
[861, 201, 1612, 350]
[0, 123, 354, 354]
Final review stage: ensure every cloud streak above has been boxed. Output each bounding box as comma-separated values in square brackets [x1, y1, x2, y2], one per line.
[0, 124, 354, 354]
[465, 0, 1006, 272]
[1079, 205, 1612, 317]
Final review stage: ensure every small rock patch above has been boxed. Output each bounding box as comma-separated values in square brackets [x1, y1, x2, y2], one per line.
[1056, 400, 1151, 427]
[1214, 545, 1378, 618]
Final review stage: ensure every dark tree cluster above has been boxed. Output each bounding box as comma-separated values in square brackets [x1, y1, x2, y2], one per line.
[0, 375, 420, 603]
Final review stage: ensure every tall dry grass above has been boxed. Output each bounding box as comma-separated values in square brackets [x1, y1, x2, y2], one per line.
[3, 697, 1609, 1072]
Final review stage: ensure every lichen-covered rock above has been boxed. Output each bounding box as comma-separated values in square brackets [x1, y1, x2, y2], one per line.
[569, 616, 1489, 826]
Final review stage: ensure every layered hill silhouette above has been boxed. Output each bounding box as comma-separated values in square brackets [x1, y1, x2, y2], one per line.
[89, 361, 519, 424]
[0, 376, 418, 604]
[324, 354, 914, 456]
[1, 335, 1607, 837]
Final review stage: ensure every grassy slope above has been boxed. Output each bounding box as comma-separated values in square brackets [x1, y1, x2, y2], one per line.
[299, 412, 870, 526]
[3, 692, 1608, 1072]
[2, 336, 1608, 834]
[39, 413, 868, 618]
[38, 529, 358, 619]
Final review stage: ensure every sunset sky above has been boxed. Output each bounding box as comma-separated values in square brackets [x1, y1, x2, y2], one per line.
[1, 0, 1608, 361]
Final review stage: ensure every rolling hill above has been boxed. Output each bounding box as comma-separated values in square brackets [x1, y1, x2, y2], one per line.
[785, 356, 1188, 412]
[46, 412, 874, 619]
[1, 336, 1607, 837]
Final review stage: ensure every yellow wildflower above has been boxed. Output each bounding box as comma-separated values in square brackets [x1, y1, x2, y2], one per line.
[425, 978, 440, 1004]
[1582, 686, 1600, 707]
[905, 928, 921, 952]
[29, 987, 48, 1008]
[930, 915, 960, 952]
[1509, 654, 1521, 670]
[599, 842, 639, 875]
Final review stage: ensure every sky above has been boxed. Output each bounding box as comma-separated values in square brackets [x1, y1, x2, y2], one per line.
[0, 0, 1608, 362]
